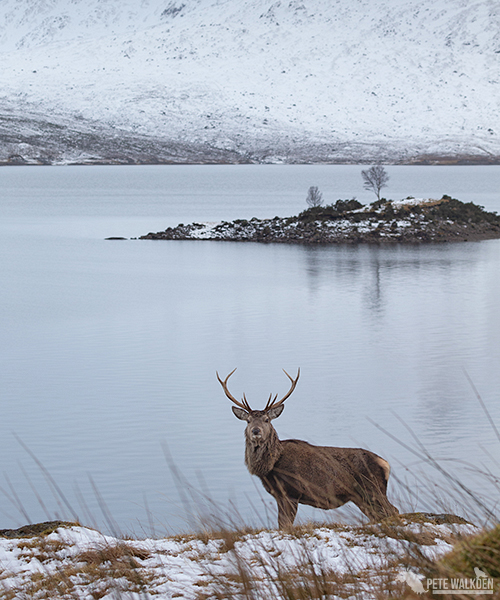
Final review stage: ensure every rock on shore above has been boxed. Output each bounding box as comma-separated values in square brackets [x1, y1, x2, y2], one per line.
[140, 196, 500, 244]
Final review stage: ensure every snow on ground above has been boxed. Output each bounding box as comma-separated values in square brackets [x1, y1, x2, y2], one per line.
[0, 0, 499, 163]
[0, 519, 479, 599]
[188, 222, 222, 239]
[391, 197, 445, 208]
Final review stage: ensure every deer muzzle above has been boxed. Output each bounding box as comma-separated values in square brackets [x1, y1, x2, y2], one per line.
[249, 426, 263, 441]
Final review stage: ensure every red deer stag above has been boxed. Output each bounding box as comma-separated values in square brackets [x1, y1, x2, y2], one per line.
[217, 368, 399, 529]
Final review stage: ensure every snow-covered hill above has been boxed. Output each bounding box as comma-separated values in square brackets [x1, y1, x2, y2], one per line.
[0, 0, 499, 164]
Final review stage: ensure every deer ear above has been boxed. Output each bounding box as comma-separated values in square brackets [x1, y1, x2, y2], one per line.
[267, 404, 285, 420]
[232, 406, 249, 421]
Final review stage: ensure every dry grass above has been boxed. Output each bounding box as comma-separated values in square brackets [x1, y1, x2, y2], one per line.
[187, 511, 486, 600]
[441, 523, 500, 578]
[1, 532, 153, 600]
[179, 524, 265, 554]
[0, 513, 497, 599]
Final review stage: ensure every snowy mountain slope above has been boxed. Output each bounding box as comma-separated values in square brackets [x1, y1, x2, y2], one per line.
[0, 0, 499, 164]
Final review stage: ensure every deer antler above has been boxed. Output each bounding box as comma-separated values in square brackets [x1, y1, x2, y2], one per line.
[264, 368, 300, 412]
[216, 368, 253, 413]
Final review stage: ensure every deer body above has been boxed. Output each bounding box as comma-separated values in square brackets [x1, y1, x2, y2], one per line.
[218, 370, 398, 529]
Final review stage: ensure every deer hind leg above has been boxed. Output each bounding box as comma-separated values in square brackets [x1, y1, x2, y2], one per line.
[357, 496, 399, 521]
[351, 480, 399, 521]
[277, 496, 298, 530]
[352, 488, 399, 521]
[373, 493, 399, 518]
[352, 458, 399, 521]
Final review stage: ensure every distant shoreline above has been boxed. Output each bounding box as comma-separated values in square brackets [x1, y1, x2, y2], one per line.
[137, 196, 500, 245]
[2, 156, 500, 168]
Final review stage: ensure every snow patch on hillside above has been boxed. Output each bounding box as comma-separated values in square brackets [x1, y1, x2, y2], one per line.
[0, 0, 499, 164]
[0, 519, 478, 598]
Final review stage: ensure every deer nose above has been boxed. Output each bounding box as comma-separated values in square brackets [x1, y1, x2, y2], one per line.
[252, 427, 261, 436]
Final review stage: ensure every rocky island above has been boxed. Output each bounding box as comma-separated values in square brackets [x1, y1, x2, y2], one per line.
[139, 196, 500, 244]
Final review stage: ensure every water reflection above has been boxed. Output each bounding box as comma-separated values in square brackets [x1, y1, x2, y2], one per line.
[364, 248, 384, 316]
[299, 240, 499, 453]
[302, 242, 481, 319]
[303, 244, 386, 315]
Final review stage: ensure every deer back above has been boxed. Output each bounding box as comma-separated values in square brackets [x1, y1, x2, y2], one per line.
[266, 440, 391, 508]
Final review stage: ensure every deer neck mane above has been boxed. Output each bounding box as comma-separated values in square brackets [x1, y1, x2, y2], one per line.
[245, 427, 282, 477]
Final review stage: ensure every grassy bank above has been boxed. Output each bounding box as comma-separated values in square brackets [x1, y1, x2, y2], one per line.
[1, 512, 497, 599]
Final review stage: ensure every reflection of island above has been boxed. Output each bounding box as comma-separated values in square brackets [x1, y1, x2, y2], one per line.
[139, 197, 500, 244]
[302, 244, 385, 314]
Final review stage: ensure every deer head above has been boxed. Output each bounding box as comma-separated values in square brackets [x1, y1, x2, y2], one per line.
[217, 368, 300, 444]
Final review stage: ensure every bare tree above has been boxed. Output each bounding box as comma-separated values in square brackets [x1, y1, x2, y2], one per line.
[306, 186, 323, 208]
[361, 165, 389, 201]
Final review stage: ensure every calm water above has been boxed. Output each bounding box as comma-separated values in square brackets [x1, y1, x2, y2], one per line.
[1, 165, 499, 536]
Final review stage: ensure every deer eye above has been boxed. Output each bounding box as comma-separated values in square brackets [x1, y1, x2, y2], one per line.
[264, 417, 270, 423]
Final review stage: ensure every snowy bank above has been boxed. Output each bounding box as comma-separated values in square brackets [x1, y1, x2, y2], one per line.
[0, 514, 479, 599]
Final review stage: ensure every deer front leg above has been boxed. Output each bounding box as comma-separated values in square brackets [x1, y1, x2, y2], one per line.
[276, 496, 298, 529]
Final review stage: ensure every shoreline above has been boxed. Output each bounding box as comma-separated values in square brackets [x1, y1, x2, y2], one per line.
[2, 156, 500, 167]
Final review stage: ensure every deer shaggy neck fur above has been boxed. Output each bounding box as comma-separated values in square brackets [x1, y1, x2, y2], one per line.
[245, 426, 282, 477]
